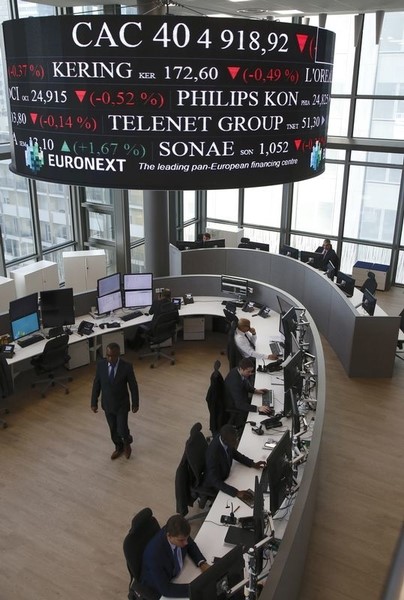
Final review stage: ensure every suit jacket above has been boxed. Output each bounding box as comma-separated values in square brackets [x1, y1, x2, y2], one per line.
[91, 358, 139, 414]
[141, 526, 205, 598]
[224, 367, 257, 415]
[203, 433, 253, 497]
[315, 246, 340, 272]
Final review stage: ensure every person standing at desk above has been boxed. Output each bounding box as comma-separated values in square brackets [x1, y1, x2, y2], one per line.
[141, 514, 209, 598]
[235, 318, 279, 361]
[225, 357, 273, 427]
[91, 342, 139, 460]
[315, 238, 340, 272]
[203, 424, 266, 501]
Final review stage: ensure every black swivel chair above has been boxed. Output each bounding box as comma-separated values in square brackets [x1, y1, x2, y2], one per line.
[139, 310, 179, 368]
[360, 271, 378, 295]
[205, 360, 227, 436]
[123, 507, 161, 600]
[175, 422, 216, 521]
[30, 334, 72, 397]
[227, 320, 243, 370]
[238, 237, 251, 248]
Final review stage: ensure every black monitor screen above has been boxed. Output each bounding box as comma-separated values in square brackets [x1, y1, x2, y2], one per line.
[280, 244, 299, 259]
[336, 272, 355, 297]
[281, 307, 299, 357]
[124, 289, 153, 308]
[203, 238, 226, 248]
[289, 388, 301, 435]
[221, 275, 249, 300]
[176, 240, 202, 251]
[283, 350, 303, 395]
[123, 273, 153, 291]
[189, 546, 245, 600]
[40, 288, 75, 328]
[97, 273, 121, 297]
[277, 295, 294, 316]
[9, 293, 40, 341]
[97, 290, 123, 315]
[263, 430, 293, 516]
[362, 289, 377, 316]
[325, 260, 336, 281]
[300, 251, 323, 269]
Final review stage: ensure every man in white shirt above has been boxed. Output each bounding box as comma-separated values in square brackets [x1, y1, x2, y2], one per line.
[234, 318, 279, 361]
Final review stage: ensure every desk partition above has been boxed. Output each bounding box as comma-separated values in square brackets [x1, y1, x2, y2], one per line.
[179, 249, 399, 377]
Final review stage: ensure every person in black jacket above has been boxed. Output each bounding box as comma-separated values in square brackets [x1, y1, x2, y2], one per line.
[91, 342, 139, 460]
[315, 238, 340, 273]
[203, 424, 266, 502]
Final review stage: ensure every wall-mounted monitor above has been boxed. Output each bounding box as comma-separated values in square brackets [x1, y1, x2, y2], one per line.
[336, 272, 355, 297]
[300, 251, 323, 269]
[40, 288, 75, 328]
[362, 289, 377, 316]
[97, 273, 121, 297]
[97, 290, 123, 315]
[221, 275, 249, 301]
[9, 292, 40, 342]
[280, 244, 299, 259]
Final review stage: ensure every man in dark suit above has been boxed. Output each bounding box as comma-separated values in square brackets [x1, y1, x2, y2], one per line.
[315, 238, 340, 273]
[224, 357, 273, 427]
[203, 424, 266, 502]
[141, 514, 208, 598]
[91, 342, 139, 460]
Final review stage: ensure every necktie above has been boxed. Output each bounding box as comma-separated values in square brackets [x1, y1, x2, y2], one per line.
[173, 547, 182, 576]
[245, 333, 256, 350]
[108, 364, 115, 384]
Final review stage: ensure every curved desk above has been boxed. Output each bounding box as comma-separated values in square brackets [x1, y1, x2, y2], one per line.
[178, 248, 400, 377]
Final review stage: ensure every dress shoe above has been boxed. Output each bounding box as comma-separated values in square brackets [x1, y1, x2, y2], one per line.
[111, 447, 124, 460]
[124, 444, 132, 459]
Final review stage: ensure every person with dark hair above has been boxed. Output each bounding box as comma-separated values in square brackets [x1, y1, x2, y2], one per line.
[315, 238, 340, 273]
[141, 514, 209, 598]
[90, 343, 139, 460]
[149, 288, 175, 318]
[224, 357, 273, 427]
[203, 424, 266, 502]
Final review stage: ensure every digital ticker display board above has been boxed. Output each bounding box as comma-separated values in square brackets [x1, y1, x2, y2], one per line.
[2, 16, 335, 189]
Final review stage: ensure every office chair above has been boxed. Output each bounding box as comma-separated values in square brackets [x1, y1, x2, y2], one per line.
[360, 271, 378, 295]
[205, 360, 227, 435]
[30, 334, 72, 398]
[139, 310, 179, 368]
[238, 237, 251, 248]
[123, 507, 161, 600]
[175, 422, 216, 521]
[227, 320, 243, 370]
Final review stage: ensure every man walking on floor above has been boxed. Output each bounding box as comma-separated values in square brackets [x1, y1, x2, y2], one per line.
[91, 342, 139, 459]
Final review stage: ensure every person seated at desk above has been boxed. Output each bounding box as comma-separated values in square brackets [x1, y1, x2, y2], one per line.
[203, 424, 266, 502]
[129, 288, 179, 350]
[235, 318, 279, 361]
[140, 514, 209, 598]
[315, 238, 340, 273]
[224, 357, 273, 427]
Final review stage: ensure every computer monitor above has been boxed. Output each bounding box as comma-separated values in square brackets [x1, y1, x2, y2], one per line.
[123, 272, 153, 308]
[175, 240, 202, 251]
[300, 251, 323, 269]
[9, 292, 40, 342]
[124, 290, 153, 308]
[189, 545, 245, 600]
[336, 272, 356, 297]
[362, 289, 377, 316]
[325, 260, 336, 281]
[252, 475, 266, 574]
[283, 349, 303, 396]
[123, 273, 153, 290]
[242, 240, 269, 251]
[262, 430, 293, 516]
[280, 244, 299, 259]
[40, 288, 75, 328]
[281, 307, 299, 357]
[289, 388, 301, 435]
[277, 295, 294, 316]
[97, 290, 123, 315]
[221, 275, 249, 301]
[202, 238, 226, 248]
[97, 273, 121, 297]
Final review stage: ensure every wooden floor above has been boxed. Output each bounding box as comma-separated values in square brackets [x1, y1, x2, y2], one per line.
[0, 289, 403, 600]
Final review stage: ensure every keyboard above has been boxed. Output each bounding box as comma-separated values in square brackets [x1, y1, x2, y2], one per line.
[18, 334, 44, 348]
[270, 341, 283, 356]
[121, 311, 143, 322]
[262, 389, 274, 409]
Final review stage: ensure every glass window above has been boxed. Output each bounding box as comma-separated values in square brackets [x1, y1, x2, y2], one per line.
[0, 160, 35, 262]
[340, 242, 392, 275]
[291, 163, 343, 236]
[395, 250, 404, 285]
[44, 245, 75, 283]
[327, 98, 350, 136]
[88, 211, 114, 241]
[183, 223, 196, 241]
[243, 227, 280, 253]
[351, 151, 404, 165]
[354, 99, 404, 139]
[290, 234, 333, 253]
[36, 180, 73, 250]
[207, 189, 239, 222]
[243, 185, 282, 228]
[183, 191, 196, 222]
[326, 15, 356, 95]
[128, 189, 144, 242]
[344, 165, 399, 243]
[85, 187, 113, 205]
[130, 244, 146, 273]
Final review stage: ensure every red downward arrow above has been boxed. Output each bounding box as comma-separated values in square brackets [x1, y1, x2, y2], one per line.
[227, 66, 240, 79]
[296, 34, 308, 52]
[75, 90, 87, 102]
[30, 113, 38, 124]
[294, 139, 302, 150]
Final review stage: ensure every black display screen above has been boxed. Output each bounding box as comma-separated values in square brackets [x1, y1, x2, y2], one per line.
[3, 16, 335, 189]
